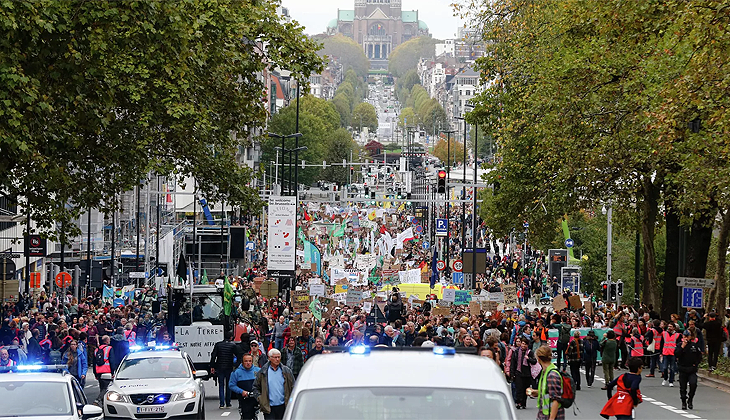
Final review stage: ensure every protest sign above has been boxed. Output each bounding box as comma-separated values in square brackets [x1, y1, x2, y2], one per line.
[289, 321, 303, 337]
[454, 290, 472, 306]
[469, 301, 481, 316]
[482, 301, 499, 313]
[569, 295, 583, 310]
[552, 296, 568, 311]
[432, 306, 451, 317]
[502, 284, 519, 308]
[346, 289, 363, 306]
[442, 288, 456, 302]
[309, 283, 326, 297]
[291, 290, 311, 312]
[487, 292, 504, 303]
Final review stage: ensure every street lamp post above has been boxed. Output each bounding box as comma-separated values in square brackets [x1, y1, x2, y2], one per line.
[465, 102, 477, 289]
[455, 116, 467, 253]
[268, 133, 303, 196]
[441, 129, 457, 279]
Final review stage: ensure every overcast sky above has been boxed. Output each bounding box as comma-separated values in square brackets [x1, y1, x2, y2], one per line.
[280, 0, 466, 40]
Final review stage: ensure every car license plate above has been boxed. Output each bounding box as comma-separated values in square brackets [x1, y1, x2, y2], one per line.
[137, 406, 166, 413]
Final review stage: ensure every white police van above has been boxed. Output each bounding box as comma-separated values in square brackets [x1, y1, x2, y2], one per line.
[284, 346, 517, 420]
[102, 346, 207, 419]
[0, 365, 103, 420]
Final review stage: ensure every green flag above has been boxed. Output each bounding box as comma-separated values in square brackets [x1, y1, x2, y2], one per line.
[201, 269, 209, 285]
[223, 277, 233, 316]
[309, 299, 322, 321]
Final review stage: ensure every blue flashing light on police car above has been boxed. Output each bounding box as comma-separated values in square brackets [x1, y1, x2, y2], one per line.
[432, 346, 456, 356]
[348, 345, 371, 355]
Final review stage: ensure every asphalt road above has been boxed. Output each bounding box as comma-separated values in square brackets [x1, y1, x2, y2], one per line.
[515, 366, 730, 420]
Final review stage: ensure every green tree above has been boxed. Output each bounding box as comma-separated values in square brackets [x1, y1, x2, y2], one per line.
[331, 93, 351, 127]
[396, 69, 420, 103]
[320, 128, 359, 184]
[418, 98, 449, 135]
[398, 107, 417, 128]
[0, 0, 323, 238]
[352, 102, 378, 132]
[388, 37, 438, 77]
[318, 34, 369, 79]
[263, 96, 339, 186]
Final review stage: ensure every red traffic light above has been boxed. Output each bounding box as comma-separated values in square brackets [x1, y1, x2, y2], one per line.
[438, 170, 446, 179]
[602, 284, 608, 290]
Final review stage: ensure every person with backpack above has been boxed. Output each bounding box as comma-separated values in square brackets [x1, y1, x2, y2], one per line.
[94, 335, 116, 403]
[566, 330, 583, 391]
[551, 315, 571, 371]
[600, 330, 618, 388]
[527, 345, 568, 420]
[600, 356, 644, 420]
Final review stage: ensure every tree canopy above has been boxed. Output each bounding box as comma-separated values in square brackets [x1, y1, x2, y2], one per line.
[317, 34, 370, 79]
[0, 0, 323, 239]
[467, 0, 730, 315]
[388, 37, 438, 77]
[263, 95, 359, 186]
[352, 102, 378, 133]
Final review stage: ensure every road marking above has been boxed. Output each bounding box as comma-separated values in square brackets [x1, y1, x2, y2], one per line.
[681, 416, 701, 419]
[221, 412, 230, 417]
[643, 397, 655, 401]
[651, 401, 667, 405]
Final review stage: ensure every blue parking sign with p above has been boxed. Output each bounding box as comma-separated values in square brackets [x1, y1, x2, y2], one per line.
[436, 218, 447, 237]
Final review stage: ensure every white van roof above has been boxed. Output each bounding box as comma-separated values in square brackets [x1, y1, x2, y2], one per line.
[294, 350, 509, 392]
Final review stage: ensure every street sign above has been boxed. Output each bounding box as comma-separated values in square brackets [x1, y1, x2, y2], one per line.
[422, 241, 430, 250]
[565, 238, 574, 248]
[676, 277, 716, 289]
[452, 272, 464, 284]
[129, 272, 146, 279]
[681, 287, 704, 309]
[55, 272, 72, 288]
[245, 241, 256, 251]
[453, 260, 463, 272]
[523, 221, 529, 228]
[25, 235, 47, 257]
[435, 218, 447, 237]
[0, 253, 20, 259]
[415, 225, 424, 235]
[436, 260, 446, 271]
[411, 217, 419, 225]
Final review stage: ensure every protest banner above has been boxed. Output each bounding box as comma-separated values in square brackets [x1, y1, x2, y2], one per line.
[346, 289, 363, 306]
[488, 292, 504, 303]
[432, 306, 451, 317]
[442, 288, 456, 303]
[469, 301, 481, 316]
[482, 301, 499, 313]
[309, 283, 325, 297]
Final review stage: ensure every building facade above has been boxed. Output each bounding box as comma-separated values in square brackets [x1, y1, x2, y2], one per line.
[328, 0, 429, 63]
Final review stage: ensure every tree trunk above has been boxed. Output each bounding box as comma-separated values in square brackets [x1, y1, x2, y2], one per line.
[685, 213, 713, 278]
[640, 176, 659, 308]
[662, 205, 680, 321]
[707, 210, 730, 312]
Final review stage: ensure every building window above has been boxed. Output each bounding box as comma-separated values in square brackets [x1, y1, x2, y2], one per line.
[0, 194, 17, 232]
[369, 23, 386, 36]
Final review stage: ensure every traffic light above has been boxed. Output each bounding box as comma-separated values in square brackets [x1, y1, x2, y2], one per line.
[601, 282, 608, 301]
[617, 280, 623, 297]
[350, 166, 354, 176]
[370, 191, 375, 199]
[609, 282, 617, 301]
[406, 192, 412, 200]
[437, 170, 446, 194]
[364, 186, 369, 196]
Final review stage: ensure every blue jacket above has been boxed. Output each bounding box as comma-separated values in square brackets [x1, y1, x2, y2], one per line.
[77, 341, 88, 377]
[229, 364, 260, 395]
[61, 343, 87, 378]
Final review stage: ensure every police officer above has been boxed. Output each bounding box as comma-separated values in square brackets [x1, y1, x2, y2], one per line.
[675, 329, 703, 410]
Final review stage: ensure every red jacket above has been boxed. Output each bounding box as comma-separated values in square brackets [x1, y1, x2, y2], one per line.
[601, 374, 642, 418]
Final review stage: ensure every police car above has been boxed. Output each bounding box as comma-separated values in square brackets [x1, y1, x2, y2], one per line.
[283, 346, 517, 420]
[101, 346, 207, 419]
[0, 365, 104, 420]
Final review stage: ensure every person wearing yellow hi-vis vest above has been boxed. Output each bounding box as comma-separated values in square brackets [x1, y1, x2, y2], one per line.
[527, 346, 565, 420]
